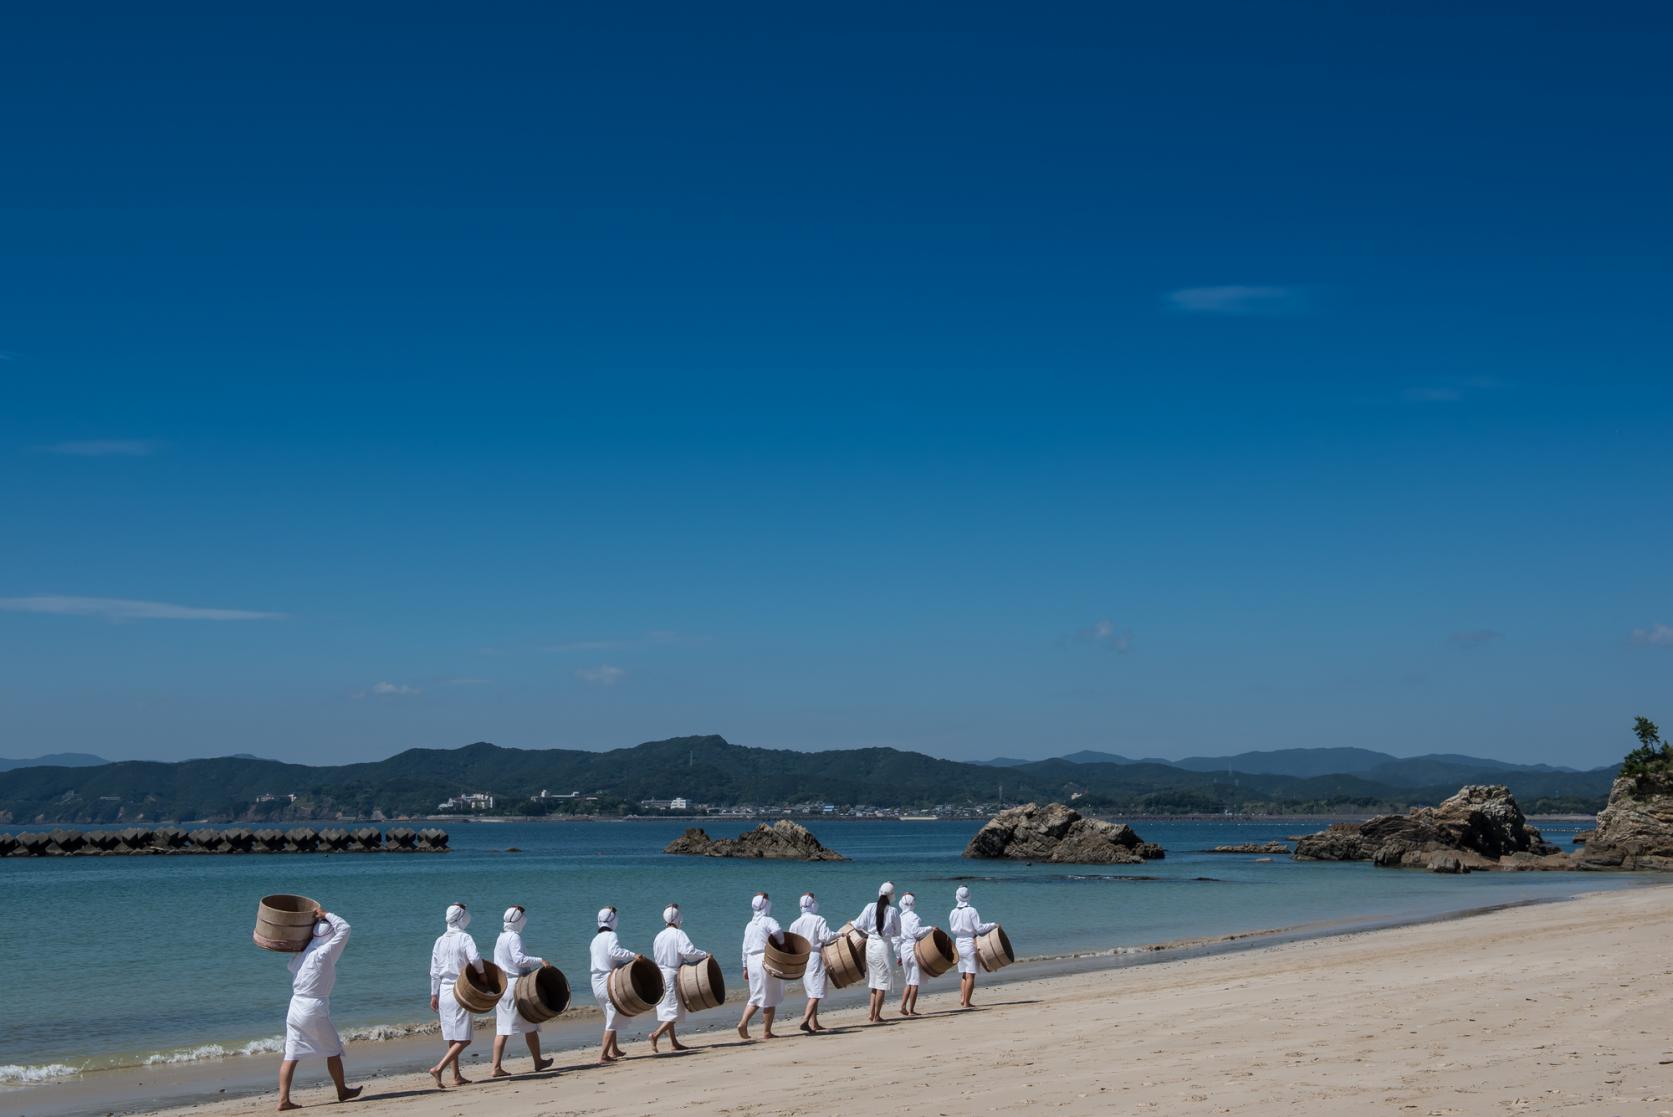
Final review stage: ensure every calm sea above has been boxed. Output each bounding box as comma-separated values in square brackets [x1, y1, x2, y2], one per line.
[0, 817, 1635, 1085]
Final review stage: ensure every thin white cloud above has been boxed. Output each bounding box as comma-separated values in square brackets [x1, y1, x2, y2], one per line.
[1075, 618, 1132, 654]
[1403, 377, 1508, 404]
[577, 664, 626, 685]
[40, 440, 161, 457]
[545, 631, 700, 654]
[1447, 629, 1503, 649]
[1165, 286, 1305, 315]
[369, 681, 421, 696]
[0, 595, 284, 621]
[1631, 624, 1673, 647]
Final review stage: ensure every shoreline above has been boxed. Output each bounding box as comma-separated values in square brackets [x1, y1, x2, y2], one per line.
[8, 876, 1661, 1116]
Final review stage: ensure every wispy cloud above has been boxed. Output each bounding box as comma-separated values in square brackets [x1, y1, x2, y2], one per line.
[1165, 285, 1306, 316]
[353, 681, 421, 698]
[1631, 624, 1673, 648]
[1447, 629, 1503, 650]
[544, 631, 699, 654]
[39, 440, 161, 457]
[1073, 618, 1132, 654]
[577, 664, 626, 685]
[0, 595, 284, 621]
[1402, 377, 1507, 404]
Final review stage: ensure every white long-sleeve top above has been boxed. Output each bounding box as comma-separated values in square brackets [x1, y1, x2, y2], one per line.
[288, 913, 350, 998]
[740, 914, 782, 968]
[493, 930, 543, 979]
[854, 902, 901, 946]
[898, 908, 934, 945]
[653, 926, 709, 970]
[429, 928, 483, 996]
[589, 930, 636, 976]
[787, 912, 838, 948]
[948, 905, 996, 940]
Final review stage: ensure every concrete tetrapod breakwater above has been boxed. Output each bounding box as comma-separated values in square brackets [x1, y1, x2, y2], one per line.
[0, 825, 449, 856]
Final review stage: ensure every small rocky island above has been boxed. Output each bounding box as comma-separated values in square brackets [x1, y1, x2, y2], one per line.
[664, 819, 847, 861]
[1207, 841, 1290, 855]
[1572, 720, 1673, 870]
[1292, 785, 1563, 872]
[963, 802, 1164, 864]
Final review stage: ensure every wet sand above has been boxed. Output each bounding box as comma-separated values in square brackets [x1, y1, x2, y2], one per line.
[37, 883, 1673, 1117]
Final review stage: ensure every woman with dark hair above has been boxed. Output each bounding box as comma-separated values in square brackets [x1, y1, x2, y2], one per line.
[852, 882, 901, 1023]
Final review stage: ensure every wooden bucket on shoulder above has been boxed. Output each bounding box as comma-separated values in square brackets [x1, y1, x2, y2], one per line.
[823, 923, 867, 989]
[676, 956, 725, 1012]
[454, 960, 507, 1013]
[976, 924, 1014, 973]
[607, 957, 664, 1018]
[253, 894, 320, 952]
[763, 930, 811, 980]
[915, 927, 957, 977]
[514, 966, 570, 1024]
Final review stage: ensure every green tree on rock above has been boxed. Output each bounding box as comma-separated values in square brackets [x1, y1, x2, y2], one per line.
[1621, 716, 1673, 779]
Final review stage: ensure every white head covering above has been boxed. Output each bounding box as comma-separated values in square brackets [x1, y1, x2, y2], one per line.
[751, 893, 771, 918]
[955, 886, 971, 907]
[663, 904, 681, 927]
[312, 918, 332, 938]
[799, 892, 817, 914]
[503, 906, 526, 933]
[446, 903, 470, 930]
[900, 893, 916, 911]
[597, 906, 617, 930]
[878, 881, 894, 897]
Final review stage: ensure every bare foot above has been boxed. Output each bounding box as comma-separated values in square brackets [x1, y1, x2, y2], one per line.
[736, 1025, 752, 1040]
[336, 1087, 363, 1103]
[598, 1054, 617, 1065]
[427, 1069, 445, 1090]
[278, 1102, 300, 1112]
[799, 1022, 813, 1034]
[533, 1057, 553, 1072]
[670, 1039, 689, 1051]
[762, 1030, 777, 1040]
[451, 1076, 471, 1086]
[490, 1068, 510, 1078]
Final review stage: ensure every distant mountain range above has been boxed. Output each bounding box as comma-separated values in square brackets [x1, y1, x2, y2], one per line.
[0, 737, 1620, 825]
[979, 746, 1598, 786]
[0, 752, 107, 773]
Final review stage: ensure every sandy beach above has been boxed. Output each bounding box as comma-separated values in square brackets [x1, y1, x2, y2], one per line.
[83, 883, 1667, 1117]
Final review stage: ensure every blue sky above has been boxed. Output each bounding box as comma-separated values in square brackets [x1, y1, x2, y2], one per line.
[2, 5, 1670, 766]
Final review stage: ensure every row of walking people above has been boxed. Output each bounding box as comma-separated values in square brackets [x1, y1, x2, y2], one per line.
[274, 883, 998, 1110]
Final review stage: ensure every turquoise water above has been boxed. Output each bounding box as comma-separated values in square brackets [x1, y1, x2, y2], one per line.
[0, 817, 1635, 1083]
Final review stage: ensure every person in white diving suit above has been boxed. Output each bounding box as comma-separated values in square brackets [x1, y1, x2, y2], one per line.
[896, 891, 936, 1017]
[277, 906, 362, 1112]
[427, 902, 485, 1088]
[648, 903, 710, 1053]
[949, 885, 998, 1009]
[736, 892, 783, 1040]
[490, 904, 555, 1077]
[786, 892, 840, 1034]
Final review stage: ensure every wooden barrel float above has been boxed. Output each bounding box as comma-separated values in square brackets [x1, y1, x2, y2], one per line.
[976, 924, 1015, 973]
[822, 924, 867, 989]
[676, 956, 725, 1012]
[253, 894, 320, 952]
[513, 965, 570, 1024]
[915, 927, 957, 978]
[607, 957, 664, 1018]
[454, 960, 507, 1013]
[763, 930, 811, 980]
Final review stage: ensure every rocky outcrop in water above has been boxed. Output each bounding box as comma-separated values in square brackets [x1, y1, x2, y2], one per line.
[664, 819, 847, 861]
[1293, 785, 1559, 872]
[1208, 842, 1290, 855]
[1572, 774, 1673, 870]
[963, 802, 1164, 864]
